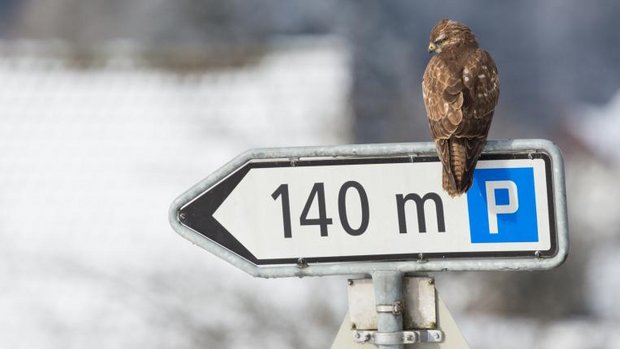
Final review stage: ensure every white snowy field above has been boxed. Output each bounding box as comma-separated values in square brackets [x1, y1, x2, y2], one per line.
[0, 38, 350, 349]
[2, 37, 620, 349]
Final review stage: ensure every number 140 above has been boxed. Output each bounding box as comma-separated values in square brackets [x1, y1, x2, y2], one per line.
[271, 181, 370, 238]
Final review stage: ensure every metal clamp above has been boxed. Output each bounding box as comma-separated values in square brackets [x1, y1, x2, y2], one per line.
[353, 330, 443, 345]
[376, 300, 404, 315]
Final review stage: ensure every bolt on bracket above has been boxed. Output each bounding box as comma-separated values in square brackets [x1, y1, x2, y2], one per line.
[353, 330, 444, 345]
[376, 301, 404, 315]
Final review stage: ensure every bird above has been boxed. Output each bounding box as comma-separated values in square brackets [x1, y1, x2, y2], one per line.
[422, 19, 500, 197]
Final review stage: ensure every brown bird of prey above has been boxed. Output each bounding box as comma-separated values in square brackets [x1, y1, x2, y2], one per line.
[422, 19, 499, 197]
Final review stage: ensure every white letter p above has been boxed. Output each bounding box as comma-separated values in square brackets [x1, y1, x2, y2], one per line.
[485, 180, 519, 234]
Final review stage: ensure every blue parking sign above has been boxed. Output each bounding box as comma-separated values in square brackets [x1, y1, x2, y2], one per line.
[467, 167, 539, 243]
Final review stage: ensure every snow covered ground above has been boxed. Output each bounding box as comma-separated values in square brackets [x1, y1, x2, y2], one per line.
[0, 38, 350, 349]
[2, 37, 620, 349]
[573, 92, 620, 170]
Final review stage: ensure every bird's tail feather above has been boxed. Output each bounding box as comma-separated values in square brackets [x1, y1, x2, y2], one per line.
[442, 138, 475, 197]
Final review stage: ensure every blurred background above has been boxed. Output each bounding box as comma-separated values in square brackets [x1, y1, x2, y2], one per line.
[1, 1, 620, 348]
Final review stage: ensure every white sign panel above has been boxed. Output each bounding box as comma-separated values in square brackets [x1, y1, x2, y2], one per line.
[172, 140, 567, 276]
[209, 156, 552, 263]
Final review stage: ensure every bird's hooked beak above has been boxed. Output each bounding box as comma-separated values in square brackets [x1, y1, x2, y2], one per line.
[428, 42, 437, 53]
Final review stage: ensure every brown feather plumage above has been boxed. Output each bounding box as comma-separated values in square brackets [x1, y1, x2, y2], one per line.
[422, 19, 499, 197]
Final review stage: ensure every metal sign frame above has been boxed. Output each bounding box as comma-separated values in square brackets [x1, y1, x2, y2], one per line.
[169, 139, 568, 278]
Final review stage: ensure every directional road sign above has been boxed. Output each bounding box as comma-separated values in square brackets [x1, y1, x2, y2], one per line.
[169, 139, 568, 277]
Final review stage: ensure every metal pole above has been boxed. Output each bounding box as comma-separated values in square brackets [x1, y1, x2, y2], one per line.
[372, 270, 404, 349]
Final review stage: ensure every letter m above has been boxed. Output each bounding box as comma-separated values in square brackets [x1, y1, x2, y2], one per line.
[396, 193, 446, 233]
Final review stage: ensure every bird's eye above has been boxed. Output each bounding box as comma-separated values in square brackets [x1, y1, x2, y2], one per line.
[435, 37, 447, 45]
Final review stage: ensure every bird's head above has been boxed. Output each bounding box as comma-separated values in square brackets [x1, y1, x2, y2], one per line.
[428, 19, 478, 54]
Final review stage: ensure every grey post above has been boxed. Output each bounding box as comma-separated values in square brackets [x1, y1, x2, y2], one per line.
[372, 271, 404, 349]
